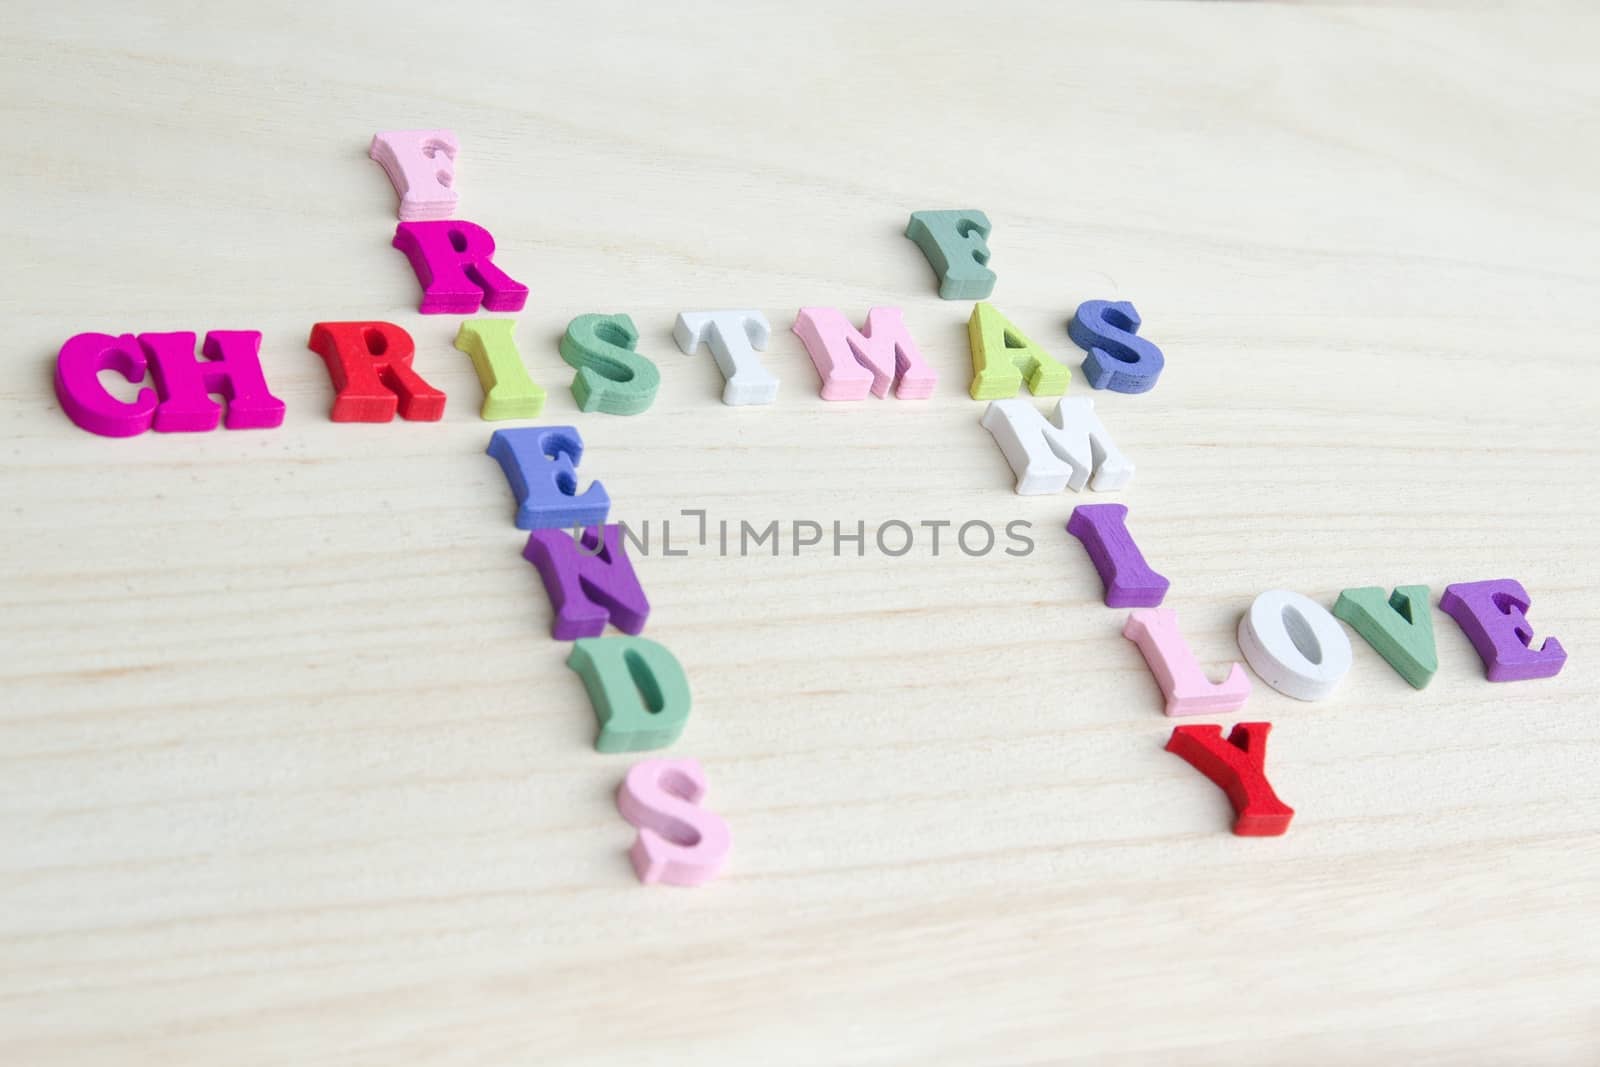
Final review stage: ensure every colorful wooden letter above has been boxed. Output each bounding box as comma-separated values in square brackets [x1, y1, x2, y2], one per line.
[143, 331, 286, 432]
[980, 397, 1133, 494]
[368, 129, 458, 221]
[486, 426, 610, 530]
[523, 524, 650, 640]
[792, 307, 937, 400]
[568, 637, 691, 753]
[391, 219, 528, 314]
[616, 758, 731, 886]
[560, 313, 661, 415]
[1123, 608, 1251, 716]
[307, 321, 445, 422]
[674, 310, 779, 405]
[1068, 299, 1165, 394]
[1439, 579, 1566, 682]
[54, 333, 156, 437]
[1333, 585, 1438, 689]
[455, 319, 545, 420]
[968, 302, 1069, 400]
[904, 209, 996, 300]
[1238, 590, 1353, 701]
[1066, 503, 1169, 607]
[55, 331, 285, 437]
[1166, 722, 1294, 837]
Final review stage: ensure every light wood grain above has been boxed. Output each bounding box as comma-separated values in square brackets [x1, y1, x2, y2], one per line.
[2, 2, 1598, 1064]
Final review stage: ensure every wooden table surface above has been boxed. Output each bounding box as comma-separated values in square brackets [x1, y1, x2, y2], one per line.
[3, 3, 1597, 1064]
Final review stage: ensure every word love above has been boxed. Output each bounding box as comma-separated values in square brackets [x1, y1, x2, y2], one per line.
[1066, 503, 1567, 835]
